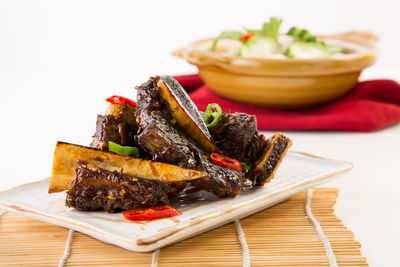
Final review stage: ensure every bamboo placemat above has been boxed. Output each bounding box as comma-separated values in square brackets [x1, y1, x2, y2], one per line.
[0, 188, 367, 266]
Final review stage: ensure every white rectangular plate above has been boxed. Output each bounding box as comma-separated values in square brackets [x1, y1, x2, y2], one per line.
[0, 151, 352, 252]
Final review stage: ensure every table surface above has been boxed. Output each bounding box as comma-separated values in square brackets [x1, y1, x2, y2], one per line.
[0, 66, 399, 266]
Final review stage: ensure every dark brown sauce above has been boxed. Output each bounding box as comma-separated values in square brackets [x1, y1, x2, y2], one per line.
[169, 216, 180, 224]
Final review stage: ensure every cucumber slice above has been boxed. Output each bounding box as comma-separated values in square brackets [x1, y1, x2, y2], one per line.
[287, 41, 329, 59]
[327, 45, 344, 54]
[287, 27, 302, 37]
[239, 36, 280, 58]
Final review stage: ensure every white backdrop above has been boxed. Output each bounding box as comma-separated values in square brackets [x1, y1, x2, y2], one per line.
[1, 1, 399, 266]
[1, 0, 400, 73]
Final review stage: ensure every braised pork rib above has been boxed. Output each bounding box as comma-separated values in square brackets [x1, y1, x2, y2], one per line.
[50, 75, 292, 212]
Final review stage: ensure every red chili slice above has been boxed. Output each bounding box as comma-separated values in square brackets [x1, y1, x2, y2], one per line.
[210, 153, 243, 172]
[122, 206, 181, 221]
[240, 33, 256, 43]
[106, 95, 136, 108]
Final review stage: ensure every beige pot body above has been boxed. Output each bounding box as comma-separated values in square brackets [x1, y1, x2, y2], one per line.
[174, 32, 377, 109]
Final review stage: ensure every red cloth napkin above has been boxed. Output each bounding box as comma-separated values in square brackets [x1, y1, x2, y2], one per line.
[174, 74, 400, 132]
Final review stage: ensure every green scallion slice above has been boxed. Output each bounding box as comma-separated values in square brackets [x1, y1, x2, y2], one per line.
[203, 103, 223, 128]
[108, 141, 139, 157]
[240, 162, 250, 172]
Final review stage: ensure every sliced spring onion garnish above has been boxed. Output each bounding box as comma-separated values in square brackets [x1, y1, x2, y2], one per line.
[240, 162, 250, 172]
[108, 141, 139, 157]
[203, 103, 222, 128]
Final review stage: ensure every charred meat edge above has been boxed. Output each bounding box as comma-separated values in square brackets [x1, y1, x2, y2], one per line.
[91, 103, 138, 150]
[208, 112, 263, 165]
[249, 132, 292, 185]
[66, 163, 170, 213]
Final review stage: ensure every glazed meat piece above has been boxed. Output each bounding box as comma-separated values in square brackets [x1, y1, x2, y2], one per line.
[91, 103, 138, 150]
[135, 77, 197, 169]
[136, 111, 197, 169]
[191, 151, 245, 197]
[209, 112, 264, 164]
[66, 164, 170, 212]
[249, 132, 292, 185]
[135, 76, 246, 197]
[91, 115, 137, 150]
[209, 112, 292, 186]
[246, 133, 267, 166]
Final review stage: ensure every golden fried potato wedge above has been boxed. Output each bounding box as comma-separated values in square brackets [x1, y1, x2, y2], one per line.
[49, 141, 207, 193]
[157, 76, 217, 153]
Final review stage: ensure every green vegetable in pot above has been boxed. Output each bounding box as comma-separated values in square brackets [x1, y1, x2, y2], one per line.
[239, 35, 281, 58]
[211, 31, 243, 51]
[286, 42, 329, 59]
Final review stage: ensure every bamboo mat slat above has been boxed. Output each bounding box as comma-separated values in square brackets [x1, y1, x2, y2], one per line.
[0, 188, 367, 266]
